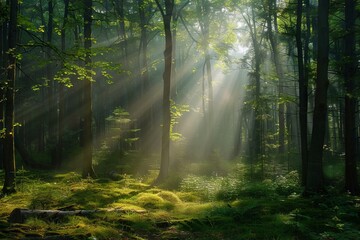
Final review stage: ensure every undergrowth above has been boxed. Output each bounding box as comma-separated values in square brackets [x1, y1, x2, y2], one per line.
[0, 168, 359, 240]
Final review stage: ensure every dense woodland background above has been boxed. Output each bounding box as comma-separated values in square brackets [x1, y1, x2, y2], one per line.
[0, 0, 360, 238]
[1, 0, 360, 191]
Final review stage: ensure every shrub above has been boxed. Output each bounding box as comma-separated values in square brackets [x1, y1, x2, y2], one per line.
[273, 171, 301, 196]
[180, 175, 224, 201]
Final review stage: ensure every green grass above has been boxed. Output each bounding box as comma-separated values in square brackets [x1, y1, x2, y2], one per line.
[0, 170, 360, 239]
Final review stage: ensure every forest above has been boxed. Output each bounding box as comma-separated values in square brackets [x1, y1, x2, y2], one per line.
[0, 0, 360, 239]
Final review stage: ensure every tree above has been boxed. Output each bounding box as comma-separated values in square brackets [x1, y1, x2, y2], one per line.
[344, 0, 359, 195]
[196, 0, 214, 136]
[0, 1, 7, 170]
[266, 0, 285, 154]
[2, 0, 18, 195]
[45, 0, 57, 166]
[55, 0, 70, 169]
[306, 0, 329, 193]
[81, 0, 96, 178]
[295, 0, 308, 185]
[242, 3, 264, 160]
[155, 0, 174, 182]
[137, 0, 152, 151]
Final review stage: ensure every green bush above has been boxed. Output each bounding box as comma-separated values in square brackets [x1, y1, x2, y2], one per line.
[273, 171, 301, 196]
[180, 175, 224, 201]
[242, 181, 276, 198]
[215, 176, 243, 201]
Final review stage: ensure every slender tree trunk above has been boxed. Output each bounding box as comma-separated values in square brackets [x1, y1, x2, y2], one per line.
[0, 89, 3, 170]
[171, 4, 178, 99]
[138, 0, 152, 151]
[114, 0, 130, 109]
[296, 0, 309, 186]
[81, 0, 96, 178]
[205, 51, 213, 131]
[38, 0, 47, 153]
[233, 111, 243, 157]
[155, 0, 174, 182]
[248, 7, 262, 160]
[117, 0, 128, 67]
[170, 1, 189, 100]
[46, 0, 57, 166]
[267, 0, 285, 154]
[2, 0, 17, 195]
[55, 0, 70, 169]
[0, 8, 6, 170]
[198, 0, 213, 151]
[344, 0, 359, 195]
[306, 0, 329, 193]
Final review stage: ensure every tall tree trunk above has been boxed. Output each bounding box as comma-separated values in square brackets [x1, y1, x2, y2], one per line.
[2, 0, 17, 195]
[170, 1, 189, 100]
[0, 7, 7, 170]
[55, 0, 70, 169]
[197, 0, 213, 151]
[344, 0, 359, 195]
[81, 0, 96, 178]
[0, 88, 3, 170]
[296, 0, 309, 186]
[114, 0, 130, 110]
[116, 0, 128, 67]
[46, 0, 57, 166]
[171, 4, 178, 99]
[38, 0, 47, 153]
[306, 0, 329, 193]
[267, 0, 285, 154]
[244, 6, 262, 160]
[138, 0, 152, 151]
[155, 0, 174, 182]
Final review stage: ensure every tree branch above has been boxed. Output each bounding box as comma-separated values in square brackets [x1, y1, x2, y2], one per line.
[179, 15, 200, 44]
[154, 0, 165, 18]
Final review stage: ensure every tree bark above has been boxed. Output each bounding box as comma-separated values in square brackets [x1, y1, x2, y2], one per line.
[296, 0, 309, 186]
[196, 0, 213, 152]
[344, 0, 359, 195]
[46, 0, 57, 167]
[155, 0, 174, 182]
[306, 0, 329, 193]
[55, 0, 70, 169]
[267, 0, 285, 154]
[0, 5, 7, 170]
[81, 0, 96, 178]
[2, 0, 17, 195]
[138, 0, 152, 152]
[243, 6, 262, 160]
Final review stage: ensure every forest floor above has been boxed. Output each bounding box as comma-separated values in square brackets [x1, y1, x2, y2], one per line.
[0, 169, 360, 240]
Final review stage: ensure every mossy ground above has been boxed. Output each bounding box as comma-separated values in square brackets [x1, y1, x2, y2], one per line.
[0, 170, 360, 239]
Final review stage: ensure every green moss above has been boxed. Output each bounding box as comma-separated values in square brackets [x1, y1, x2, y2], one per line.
[134, 193, 175, 210]
[156, 191, 182, 204]
[1, 170, 360, 240]
[177, 192, 202, 202]
[54, 172, 82, 183]
[92, 225, 121, 239]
